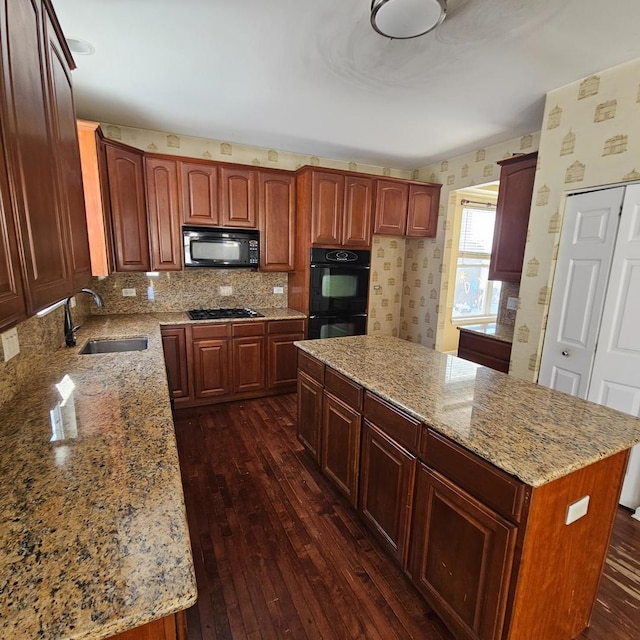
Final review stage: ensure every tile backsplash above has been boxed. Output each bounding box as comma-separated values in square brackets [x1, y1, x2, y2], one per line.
[497, 281, 520, 326]
[90, 270, 289, 314]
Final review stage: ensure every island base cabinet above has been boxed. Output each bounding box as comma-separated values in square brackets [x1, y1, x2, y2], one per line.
[297, 370, 323, 461]
[108, 610, 187, 640]
[359, 421, 416, 567]
[321, 392, 361, 505]
[409, 464, 516, 640]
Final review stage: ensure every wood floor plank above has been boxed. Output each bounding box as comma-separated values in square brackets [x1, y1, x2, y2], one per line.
[174, 394, 640, 640]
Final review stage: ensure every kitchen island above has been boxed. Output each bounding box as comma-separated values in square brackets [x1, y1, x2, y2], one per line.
[0, 314, 198, 640]
[295, 335, 640, 640]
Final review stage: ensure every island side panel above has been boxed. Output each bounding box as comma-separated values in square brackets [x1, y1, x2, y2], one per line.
[506, 449, 628, 640]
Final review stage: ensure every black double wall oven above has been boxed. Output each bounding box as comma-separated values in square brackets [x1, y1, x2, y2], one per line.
[308, 248, 371, 339]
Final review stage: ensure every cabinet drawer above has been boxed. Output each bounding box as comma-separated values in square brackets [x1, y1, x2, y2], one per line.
[232, 321, 265, 337]
[298, 350, 325, 383]
[191, 323, 231, 340]
[268, 319, 305, 334]
[421, 429, 526, 522]
[325, 367, 363, 411]
[364, 392, 421, 454]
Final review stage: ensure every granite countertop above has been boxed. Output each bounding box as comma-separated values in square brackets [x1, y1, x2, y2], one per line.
[458, 322, 514, 344]
[295, 335, 640, 487]
[0, 314, 198, 640]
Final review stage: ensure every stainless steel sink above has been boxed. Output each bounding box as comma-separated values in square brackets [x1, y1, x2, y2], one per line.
[79, 337, 149, 354]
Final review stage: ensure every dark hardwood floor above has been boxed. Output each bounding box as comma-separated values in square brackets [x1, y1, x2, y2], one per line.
[173, 394, 640, 640]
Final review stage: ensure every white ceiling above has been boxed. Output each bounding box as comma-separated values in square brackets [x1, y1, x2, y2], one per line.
[52, 0, 640, 170]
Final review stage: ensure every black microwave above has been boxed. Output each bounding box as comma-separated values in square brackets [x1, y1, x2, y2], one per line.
[183, 226, 259, 268]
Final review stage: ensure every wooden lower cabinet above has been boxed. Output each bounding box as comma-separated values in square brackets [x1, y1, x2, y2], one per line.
[232, 335, 265, 393]
[296, 370, 323, 460]
[409, 463, 517, 640]
[163, 319, 304, 407]
[192, 335, 232, 399]
[359, 421, 416, 566]
[108, 610, 187, 640]
[321, 392, 361, 505]
[161, 326, 190, 399]
[457, 330, 512, 374]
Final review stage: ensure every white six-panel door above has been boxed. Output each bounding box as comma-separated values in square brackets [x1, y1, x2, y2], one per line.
[538, 187, 624, 396]
[587, 185, 640, 509]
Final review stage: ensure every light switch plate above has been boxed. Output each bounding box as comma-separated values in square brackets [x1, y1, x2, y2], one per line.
[565, 495, 590, 525]
[507, 297, 519, 310]
[1, 327, 20, 362]
[219, 286, 232, 296]
[122, 288, 136, 297]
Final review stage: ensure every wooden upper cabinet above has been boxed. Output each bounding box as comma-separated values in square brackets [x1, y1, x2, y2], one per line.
[105, 142, 151, 272]
[0, 137, 26, 331]
[220, 166, 257, 228]
[489, 152, 537, 282]
[45, 13, 91, 292]
[77, 121, 113, 277]
[0, 0, 74, 312]
[373, 180, 409, 236]
[343, 175, 373, 247]
[311, 170, 344, 245]
[258, 170, 296, 271]
[180, 161, 219, 226]
[145, 157, 182, 271]
[406, 183, 440, 238]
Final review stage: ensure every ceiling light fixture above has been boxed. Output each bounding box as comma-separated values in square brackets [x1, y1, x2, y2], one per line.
[371, 0, 447, 40]
[66, 38, 95, 55]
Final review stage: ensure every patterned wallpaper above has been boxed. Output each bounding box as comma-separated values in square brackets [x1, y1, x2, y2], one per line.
[367, 236, 407, 337]
[100, 122, 413, 179]
[407, 132, 541, 349]
[511, 57, 640, 382]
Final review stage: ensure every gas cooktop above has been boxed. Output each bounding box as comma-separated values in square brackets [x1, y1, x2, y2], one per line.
[187, 308, 264, 321]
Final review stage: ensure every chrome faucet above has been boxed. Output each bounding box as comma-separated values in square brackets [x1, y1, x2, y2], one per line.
[64, 288, 104, 347]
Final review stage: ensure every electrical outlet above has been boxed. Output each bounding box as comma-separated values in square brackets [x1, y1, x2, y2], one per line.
[565, 495, 590, 525]
[273, 286, 284, 294]
[507, 296, 519, 310]
[122, 288, 136, 297]
[219, 286, 232, 296]
[1, 327, 20, 362]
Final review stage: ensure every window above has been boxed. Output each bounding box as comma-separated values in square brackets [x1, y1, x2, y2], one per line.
[452, 206, 501, 321]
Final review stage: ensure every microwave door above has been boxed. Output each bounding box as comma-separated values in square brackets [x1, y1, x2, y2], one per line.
[191, 239, 241, 263]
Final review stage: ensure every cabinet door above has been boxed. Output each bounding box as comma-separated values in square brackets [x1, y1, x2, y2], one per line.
[192, 337, 231, 398]
[45, 12, 91, 291]
[145, 157, 182, 271]
[322, 392, 361, 505]
[297, 369, 323, 460]
[105, 142, 150, 272]
[311, 170, 344, 245]
[342, 175, 373, 247]
[0, 0, 73, 312]
[220, 166, 257, 228]
[0, 134, 25, 330]
[457, 330, 511, 373]
[267, 333, 304, 390]
[373, 180, 408, 236]
[77, 120, 112, 277]
[258, 170, 295, 271]
[180, 161, 218, 226]
[489, 153, 537, 281]
[232, 336, 265, 393]
[359, 420, 416, 566]
[409, 463, 516, 640]
[406, 183, 440, 238]
[161, 326, 190, 399]
[108, 610, 186, 640]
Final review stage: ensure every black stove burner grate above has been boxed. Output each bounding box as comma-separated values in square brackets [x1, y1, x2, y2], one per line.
[187, 308, 264, 321]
